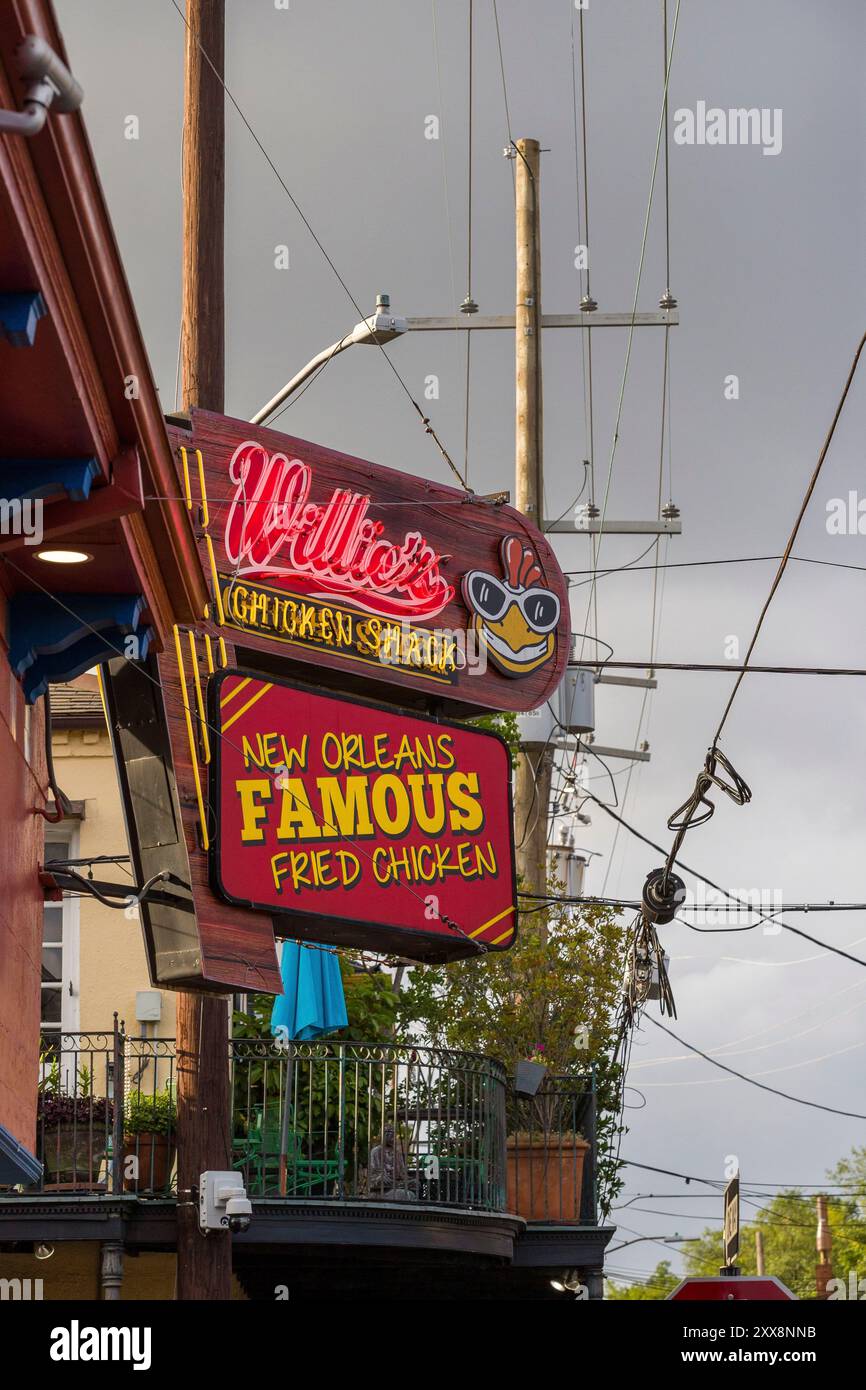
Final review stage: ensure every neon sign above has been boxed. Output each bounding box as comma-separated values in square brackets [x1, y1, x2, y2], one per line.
[223, 441, 454, 619]
[168, 408, 571, 718]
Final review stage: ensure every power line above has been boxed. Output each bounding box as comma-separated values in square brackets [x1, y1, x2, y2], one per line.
[169, 0, 469, 491]
[565, 553, 866, 580]
[583, 792, 866, 970]
[711, 329, 866, 747]
[655, 329, 866, 886]
[429, 0, 463, 447]
[491, 0, 513, 148]
[520, 892, 866, 915]
[634, 1034, 866, 1086]
[645, 1016, 866, 1121]
[621, 1159, 866, 1191]
[577, 0, 682, 663]
[586, 659, 866, 676]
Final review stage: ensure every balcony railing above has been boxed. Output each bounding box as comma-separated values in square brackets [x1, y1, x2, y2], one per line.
[19, 1027, 597, 1223]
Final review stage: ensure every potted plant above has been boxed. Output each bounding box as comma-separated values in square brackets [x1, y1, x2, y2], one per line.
[506, 1049, 590, 1222]
[398, 877, 628, 1221]
[38, 1061, 112, 1188]
[123, 1086, 176, 1193]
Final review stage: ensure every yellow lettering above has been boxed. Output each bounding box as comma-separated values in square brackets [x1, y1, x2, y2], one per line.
[236, 778, 273, 842]
[317, 775, 374, 837]
[371, 774, 411, 835]
[276, 778, 322, 841]
[446, 770, 484, 832]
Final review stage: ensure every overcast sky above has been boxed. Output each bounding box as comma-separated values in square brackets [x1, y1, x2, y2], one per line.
[56, 0, 866, 1285]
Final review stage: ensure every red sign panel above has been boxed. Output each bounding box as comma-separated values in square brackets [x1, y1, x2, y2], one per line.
[209, 672, 517, 961]
[169, 409, 570, 716]
[668, 1277, 796, 1301]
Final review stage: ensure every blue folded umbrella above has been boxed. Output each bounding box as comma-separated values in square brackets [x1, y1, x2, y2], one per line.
[270, 940, 348, 1041]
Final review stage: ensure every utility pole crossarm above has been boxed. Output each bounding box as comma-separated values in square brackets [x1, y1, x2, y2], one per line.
[545, 516, 682, 534]
[407, 311, 679, 331]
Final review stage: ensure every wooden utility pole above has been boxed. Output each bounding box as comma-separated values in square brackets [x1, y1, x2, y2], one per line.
[176, 0, 231, 1303]
[513, 138, 552, 911]
[815, 1194, 834, 1298]
[755, 1229, 765, 1275]
[181, 0, 225, 413]
[514, 137, 542, 527]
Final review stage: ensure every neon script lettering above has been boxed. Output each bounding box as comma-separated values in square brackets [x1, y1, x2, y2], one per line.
[223, 442, 454, 619]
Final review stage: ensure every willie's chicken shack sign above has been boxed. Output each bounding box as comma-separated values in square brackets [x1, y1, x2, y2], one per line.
[210, 674, 517, 959]
[109, 411, 568, 992]
[169, 408, 569, 717]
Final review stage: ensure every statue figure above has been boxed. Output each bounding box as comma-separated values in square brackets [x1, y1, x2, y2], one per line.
[366, 1125, 416, 1201]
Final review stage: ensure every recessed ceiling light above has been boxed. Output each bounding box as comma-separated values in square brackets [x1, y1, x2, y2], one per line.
[35, 549, 92, 564]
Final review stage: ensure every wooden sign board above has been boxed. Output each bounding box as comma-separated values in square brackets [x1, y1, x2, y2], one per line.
[111, 411, 559, 991]
[166, 409, 570, 718]
[209, 673, 517, 961]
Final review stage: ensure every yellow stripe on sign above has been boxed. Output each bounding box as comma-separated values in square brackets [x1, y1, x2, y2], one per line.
[195, 449, 210, 527]
[220, 676, 250, 709]
[469, 904, 514, 939]
[221, 682, 273, 733]
[179, 447, 193, 509]
[186, 630, 211, 765]
[491, 925, 515, 946]
[205, 535, 226, 625]
[172, 625, 209, 852]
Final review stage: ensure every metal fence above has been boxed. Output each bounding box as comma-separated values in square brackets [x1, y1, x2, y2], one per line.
[22, 1028, 595, 1223]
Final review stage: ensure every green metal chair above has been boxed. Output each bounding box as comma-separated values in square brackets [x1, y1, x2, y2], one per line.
[233, 1104, 340, 1197]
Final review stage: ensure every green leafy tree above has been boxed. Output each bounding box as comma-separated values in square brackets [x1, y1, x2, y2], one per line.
[681, 1160, 866, 1300]
[397, 891, 628, 1205]
[607, 1259, 679, 1300]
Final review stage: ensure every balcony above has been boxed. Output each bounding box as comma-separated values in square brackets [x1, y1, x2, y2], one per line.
[0, 1027, 612, 1298]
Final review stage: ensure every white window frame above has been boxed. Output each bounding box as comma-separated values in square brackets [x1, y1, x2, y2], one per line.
[41, 823, 81, 1051]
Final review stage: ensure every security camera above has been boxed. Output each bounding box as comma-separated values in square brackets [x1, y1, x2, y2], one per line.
[17, 35, 83, 113]
[198, 1172, 253, 1235]
[225, 1193, 253, 1234]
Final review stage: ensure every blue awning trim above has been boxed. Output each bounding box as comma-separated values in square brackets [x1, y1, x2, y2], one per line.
[8, 593, 149, 703]
[0, 1123, 42, 1187]
[0, 291, 47, 348]
[22, 624, 154, 703]
[0, 457, 100, 503]
[9, 593, 145, 675]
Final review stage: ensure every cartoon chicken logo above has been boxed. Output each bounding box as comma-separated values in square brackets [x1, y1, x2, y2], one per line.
[462, 534, 561, 679]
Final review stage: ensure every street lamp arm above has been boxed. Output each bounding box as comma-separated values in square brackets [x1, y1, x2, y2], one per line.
[250, 335, 352, 425]
[607, 1234, 697, 1252]
[250, 294, 407, 427]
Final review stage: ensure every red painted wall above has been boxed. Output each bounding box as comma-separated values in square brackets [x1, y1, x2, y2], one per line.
[0, 602, 46, 1165]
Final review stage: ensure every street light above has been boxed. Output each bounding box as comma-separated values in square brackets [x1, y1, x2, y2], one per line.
[606, 1234, 698, 1253]
[251, 293, 407, 426]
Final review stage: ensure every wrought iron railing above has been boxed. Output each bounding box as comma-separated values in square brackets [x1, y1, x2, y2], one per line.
[18, 1027, 596, 1223]
[231, 1038, 507, 1211]
[506, 1074, 598, 1224]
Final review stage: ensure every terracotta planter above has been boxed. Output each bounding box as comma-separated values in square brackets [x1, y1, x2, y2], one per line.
[123, 1133, 176, 1193]
[41, 1125, 106, 1187]
[506, 1133, 589, 1222]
